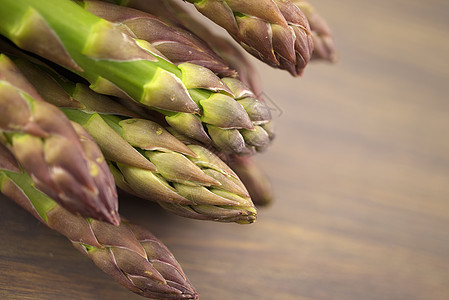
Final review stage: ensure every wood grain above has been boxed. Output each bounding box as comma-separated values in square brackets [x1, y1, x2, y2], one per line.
[1, 0, 449, 299]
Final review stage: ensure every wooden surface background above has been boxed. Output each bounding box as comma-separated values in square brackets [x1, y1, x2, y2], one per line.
[1, 0, 449, 299]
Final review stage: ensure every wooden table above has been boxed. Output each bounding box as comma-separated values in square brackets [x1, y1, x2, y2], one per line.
[1, 0, 449, 299]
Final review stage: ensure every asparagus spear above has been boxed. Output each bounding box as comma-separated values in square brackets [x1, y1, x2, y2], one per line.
[0, 143, 198, 300]
[117, 0, 274, 140]
[292, 0, 338, 62]
[0, 54, 119, 224]
[0, 0, 269, 154]
[89, 0, 236, 78]
[12, 57, 257, 224]
[82, 0, 273, 150]
[170, 0, 314, 76]
[81, 0, 272, 154]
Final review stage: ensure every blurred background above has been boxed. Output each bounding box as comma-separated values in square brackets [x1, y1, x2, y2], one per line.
[1, 0, 449, 299]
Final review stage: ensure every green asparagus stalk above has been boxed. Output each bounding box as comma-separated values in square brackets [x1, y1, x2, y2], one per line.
[0, 54, 119, 224]
[170, 0, 314, 76]
[292, 0, 338, 62]
[0, 143, 198, 300]
[0, 0, 270, 155]
[80, 0, 272, 154]
[12, 57, 257, 224]
[82, 0, 272, 153]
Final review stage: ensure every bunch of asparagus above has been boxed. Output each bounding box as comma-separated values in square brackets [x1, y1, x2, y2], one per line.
[0, 0, 336, 298]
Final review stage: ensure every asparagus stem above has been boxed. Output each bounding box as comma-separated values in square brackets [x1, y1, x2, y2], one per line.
[82, 0, 274, 153]
[0, 54, 119, 224]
